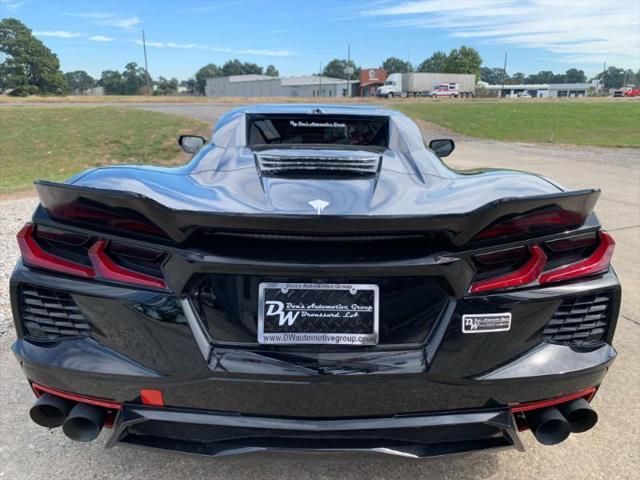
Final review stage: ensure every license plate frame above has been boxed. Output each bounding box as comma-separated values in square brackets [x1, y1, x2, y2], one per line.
[258, 282, 379, 346]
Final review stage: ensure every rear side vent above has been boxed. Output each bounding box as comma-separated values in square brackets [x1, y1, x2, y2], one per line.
[19, 286, 90, 341]
[256, 152, 381, 177]
[543, 292, 611, 347]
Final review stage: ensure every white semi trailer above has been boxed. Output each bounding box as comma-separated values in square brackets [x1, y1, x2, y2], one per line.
[376, 72, 477, 98]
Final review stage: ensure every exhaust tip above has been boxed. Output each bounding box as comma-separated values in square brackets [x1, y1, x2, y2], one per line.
[29, 393, 74, 429]
[525, 407, 571, 445]
[62, 403, 106, 442]
[559, 397, 598, 433]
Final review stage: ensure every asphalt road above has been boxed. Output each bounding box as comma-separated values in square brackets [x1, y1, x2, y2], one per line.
[1, 103, 638, 479]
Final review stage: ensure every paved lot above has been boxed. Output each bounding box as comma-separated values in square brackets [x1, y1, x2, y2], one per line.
[1, 104, 638, 479]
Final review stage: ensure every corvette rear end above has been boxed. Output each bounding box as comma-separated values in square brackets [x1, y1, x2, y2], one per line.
[10, 105, 620, 458]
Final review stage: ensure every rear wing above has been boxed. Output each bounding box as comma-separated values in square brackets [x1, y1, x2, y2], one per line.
[34, 180, 600, 247]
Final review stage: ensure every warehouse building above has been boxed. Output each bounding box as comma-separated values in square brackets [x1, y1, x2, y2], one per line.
[485, 81, 597, 98]
[205, 74, 357, 97]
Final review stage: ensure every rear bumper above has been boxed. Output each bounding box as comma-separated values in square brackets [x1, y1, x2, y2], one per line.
[107, 404, 524, 458]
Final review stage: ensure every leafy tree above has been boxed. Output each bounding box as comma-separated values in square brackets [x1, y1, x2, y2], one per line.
[381, 57, 414, 74]
[240, 61, 263, 75]
[549, 73, 567, 83]
[0, 18, 67, 96]
[195, 63, 220, 94]
[444, 46, 482, 79]
[155, 76, 179, 95]
[99, 70, 124, 95]
[122, 62, 149, 95]
[180, 78, 196, 93]
[595, 66, 634, 89]
[64, 70, 95, 94]
[564, 68, 586, 83]
[265, 64, 279, 77]
[480, 67, 508, 85]
[525, 70, 554, 84]
[417, 51, 447, 73]
[506, 72, 525, 84]
[322, 58, 360, 80]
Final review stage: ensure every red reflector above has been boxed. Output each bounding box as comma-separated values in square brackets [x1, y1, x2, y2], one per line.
[469, 245, 547, 294]
[540, 231, 615, 285]
[140, 389, 164, 406]
[510, 387, 597, 413]
[88, 240, 167, 290]
[17, 224, 95, 278]
[31, 382, 122, 410]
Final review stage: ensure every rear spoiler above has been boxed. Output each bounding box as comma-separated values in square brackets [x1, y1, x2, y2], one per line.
[34, 180, 600, 247]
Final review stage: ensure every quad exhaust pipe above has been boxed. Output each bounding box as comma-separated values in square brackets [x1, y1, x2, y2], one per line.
[62, 403, 106, 442]
[30, 393, 74, 429]
[525, 398, 598, 445]
[29, 393, 106, 442]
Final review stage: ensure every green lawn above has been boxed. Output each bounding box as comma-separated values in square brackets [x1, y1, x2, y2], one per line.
[0, 107, 210, 193]
[396, 101, 640, 147]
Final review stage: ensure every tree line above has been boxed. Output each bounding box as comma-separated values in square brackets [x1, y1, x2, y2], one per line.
[481, 66, 639, 89]
[320, 47, 483, 81]
[1, 18, 637, 96]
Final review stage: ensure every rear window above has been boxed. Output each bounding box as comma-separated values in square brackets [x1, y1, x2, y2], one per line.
[247, 114, 388, 147]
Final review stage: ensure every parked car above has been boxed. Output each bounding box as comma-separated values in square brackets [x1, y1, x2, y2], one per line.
[12, 105, 619, 458]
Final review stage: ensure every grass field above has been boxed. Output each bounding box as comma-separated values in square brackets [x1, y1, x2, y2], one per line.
[0, 107, 210, 193]
[396, 101, 640, 147]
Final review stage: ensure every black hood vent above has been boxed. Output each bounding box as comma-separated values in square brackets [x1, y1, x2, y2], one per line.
[255, 149, 381, 178]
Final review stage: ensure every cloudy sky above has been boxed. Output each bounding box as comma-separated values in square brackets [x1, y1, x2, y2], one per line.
[2, 0, 638, 80]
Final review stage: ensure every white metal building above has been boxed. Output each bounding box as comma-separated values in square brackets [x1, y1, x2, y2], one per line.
[205, 74, 355, 98]
[484, 81, 598, 98]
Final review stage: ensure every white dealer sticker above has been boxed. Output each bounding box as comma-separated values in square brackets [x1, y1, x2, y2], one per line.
[462, 313, 512, 333]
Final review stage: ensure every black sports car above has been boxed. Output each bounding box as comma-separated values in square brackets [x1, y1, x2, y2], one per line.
[11, 105, 620, 457]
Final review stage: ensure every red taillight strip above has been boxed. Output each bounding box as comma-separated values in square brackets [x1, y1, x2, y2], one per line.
[510, 387, 597, 413]
[469, 245, 547, 294]
[539, 231, 615, 285]
[31, 382, 122, 410]
[88, 240, 167, 290]
[16, 224, 95, 278]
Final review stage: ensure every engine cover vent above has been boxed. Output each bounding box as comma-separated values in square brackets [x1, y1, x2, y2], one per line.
[255, 151, 381, 178]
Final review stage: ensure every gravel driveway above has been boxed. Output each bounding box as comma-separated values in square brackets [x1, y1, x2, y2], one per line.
[1, 104, 638, 479]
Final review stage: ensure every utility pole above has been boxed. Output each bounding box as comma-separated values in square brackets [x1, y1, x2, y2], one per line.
[142, 30, 152, 94]
[319, 62, 322, 98]
[346, 43, 352, 97]
[500, 52, 508, 97]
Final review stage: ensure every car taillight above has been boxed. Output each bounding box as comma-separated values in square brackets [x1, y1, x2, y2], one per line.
[469, 231, 614, 294]
[469, 245, 547, 293]
[474, 209, 584, 241]
[17, 224, 167, 290]
[88, 240, 167, 290]
[539, 231, 614, 285]
[16, 224, 96, 278]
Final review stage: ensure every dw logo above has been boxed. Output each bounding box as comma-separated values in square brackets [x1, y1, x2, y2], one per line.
[265, 301, 300, 326]
[464, 317, 481, 330]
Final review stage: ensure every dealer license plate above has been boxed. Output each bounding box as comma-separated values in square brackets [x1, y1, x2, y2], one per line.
[258, 283, 379, 345]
